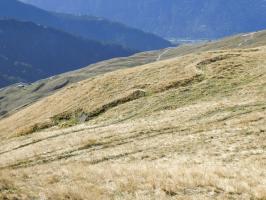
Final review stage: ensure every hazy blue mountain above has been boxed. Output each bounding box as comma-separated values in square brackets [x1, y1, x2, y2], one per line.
[0, 19, 133, 88]
[0, 0, 171, 51]
[21, 0, 266, 40]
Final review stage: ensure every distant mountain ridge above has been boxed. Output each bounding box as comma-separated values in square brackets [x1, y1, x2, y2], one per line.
[21, 0, 266, 40]
[0, 0, 171, 51]
[0, 19, 133, 88]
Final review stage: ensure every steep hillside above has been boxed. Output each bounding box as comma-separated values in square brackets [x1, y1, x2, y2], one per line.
[21, 0, 266, 40]
[0, 44, 265, 199]
[0, 19, 133, 88]
[1, 29, 266, 118]
[1, 0, 172, 51]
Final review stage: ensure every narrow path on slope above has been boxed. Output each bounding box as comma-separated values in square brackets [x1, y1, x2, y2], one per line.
[156, 48, 172, 61]
[238, 32, 255, 47]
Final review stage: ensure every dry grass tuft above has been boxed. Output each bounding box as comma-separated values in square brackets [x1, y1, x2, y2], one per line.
[15, 121, 54, 137]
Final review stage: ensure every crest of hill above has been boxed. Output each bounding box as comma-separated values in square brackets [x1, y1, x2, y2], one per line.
[0, 44, 265, 137]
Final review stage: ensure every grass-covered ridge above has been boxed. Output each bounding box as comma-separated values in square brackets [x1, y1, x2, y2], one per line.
[0, 47, 264, 137]
[1, 29, 266, 120]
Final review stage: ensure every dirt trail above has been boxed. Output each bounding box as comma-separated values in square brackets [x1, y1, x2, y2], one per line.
[156, 48, 172, 61]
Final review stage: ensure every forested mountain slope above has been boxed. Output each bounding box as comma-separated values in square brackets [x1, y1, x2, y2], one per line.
[0, 19, 133, 88]
[22, 0, 266, 39]
[1, 0, 171, 51]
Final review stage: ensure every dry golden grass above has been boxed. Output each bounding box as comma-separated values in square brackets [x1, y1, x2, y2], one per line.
[0, 50, 201, 136]
[1, 162, 266, 199]
[0, 45, 265, 199]
[0, 46, 265, 137]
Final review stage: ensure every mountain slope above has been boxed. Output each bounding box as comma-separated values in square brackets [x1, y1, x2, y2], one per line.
[0, 44, 265, 199]
[1, 0, 172, 51]
[0, 19, 133, 88]
[21, 0, 266, 40]
[0, 50, 161, 117]
[1, 45, 265, 137]
[1, 29, 266, 118]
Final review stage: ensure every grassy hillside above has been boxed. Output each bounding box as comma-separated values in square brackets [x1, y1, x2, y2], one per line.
[0, 50, 160, 118]
[1, 30, 266, 118]
[0, 43, 265, 199]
